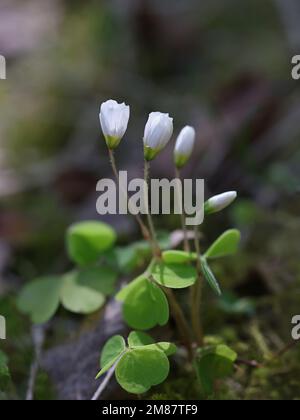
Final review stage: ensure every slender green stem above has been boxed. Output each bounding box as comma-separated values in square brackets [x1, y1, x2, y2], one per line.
[144, 159, 161, 259]
[143, 164, 193, 358]
[163, 286, 194, 361]
[191, 226, 204, 347]
[175, 167, 190, 253]
[108, 149, 150, 240]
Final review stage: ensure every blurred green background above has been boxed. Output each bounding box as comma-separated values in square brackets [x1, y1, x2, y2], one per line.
[0, 0, 300, 400]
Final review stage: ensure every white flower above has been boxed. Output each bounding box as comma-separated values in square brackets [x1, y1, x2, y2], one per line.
[143, 112, 173, 160]
[205, 191, 237, 214]
[99, 99, 130, 149]
[174, 126, 196, 168]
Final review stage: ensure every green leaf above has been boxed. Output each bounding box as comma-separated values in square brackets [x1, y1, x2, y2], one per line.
[128, 332, 176, 356]
[60, 272, 105, 314]
[76, 266, 118, 296]
[116, 275, 145, 302]
[201, 259, 222, 296]
[115, 347, 170, 394]
[128, 331, 155, 347]
[152, 262, 197, 289]
[205, 229, 241, 259]
[162, 250, 196, 264]
[196, 345, 237, 395]
[66, 221, 116, 266]
[127, 332, 177, 356]
[17, 276, 62, 324]
[116, 242, 151, 274]
[144, 343, 177, 356]
[122, 277, 169, 330]
[96, 335, 126, 379]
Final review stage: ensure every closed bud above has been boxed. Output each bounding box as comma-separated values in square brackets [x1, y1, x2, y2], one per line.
[143, 112, 173, 161]
[174, 126, 195, 168]
[205, 191, 237, 214]
[99, 99, 130, 149]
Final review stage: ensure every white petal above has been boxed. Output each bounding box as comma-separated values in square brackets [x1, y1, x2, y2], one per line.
[175, 126, 195, 156]
[99, 99, 130, 140]
[207, 191, 237, 213]
[144, 112, 173, 150]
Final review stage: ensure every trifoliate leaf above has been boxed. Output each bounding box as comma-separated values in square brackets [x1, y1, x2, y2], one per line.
[128, 331, 155, 347]
[115, 242, 151, 274]
[152, 262, 197, 289]
[96, 335, 127, 379]
[115, 347, 170, 394]
[143, 342, 177, 356]
[66, 221, 116, 266]
[205, 229, 241, 259]
[201, 259, 222, 296]
[162, 250, 197, 264]
[17, 276, 62, 324]
[76, 266, 118, 296]
[115, 275, 145, 302]
[195, 345, 237, 395]
[60, 272, 105, 314]
[127, 332, 177, 356]
[122, 277, 169, 330]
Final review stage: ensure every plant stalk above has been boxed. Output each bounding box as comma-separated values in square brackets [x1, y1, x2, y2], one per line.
[175, 167, 190, 253]
[191, 226, 204, 347]
[143, 159, 162, 259]
[143, 162, 193, 359]
[163, 287, 194, 361]
[108, 149, 150, 240]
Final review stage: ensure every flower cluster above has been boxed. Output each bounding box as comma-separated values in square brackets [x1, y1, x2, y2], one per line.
[99, 99, 237, 214]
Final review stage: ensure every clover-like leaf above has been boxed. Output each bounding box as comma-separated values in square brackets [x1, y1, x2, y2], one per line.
[76, 266, 118, 296]
[201, 258, 222, 296]
[96, 335, 126, 379]
[162, 250, 197, 264]
[116, 275, 145, 302]
[17, 276, 62, 324]
[115, 347, 170, 394]
[121, 277, 169, 330]
[205, 229, 241, 259]
[66, 221, 116, 266]
[128, 331, 155, 347]
[143, 342, 177, 356]
[196, 345, 237, 395]
[60, 272, 105, 314]
[151, 262, 197, 289]
[116, 242, 151, 274]
[128, 332, 177, 356]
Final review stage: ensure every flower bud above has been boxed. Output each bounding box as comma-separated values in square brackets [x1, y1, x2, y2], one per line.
[205, 191, 237, 215]
[143, 112, 173, 161]
[99, 99, 130, 149]
[174, 126, 195, 168]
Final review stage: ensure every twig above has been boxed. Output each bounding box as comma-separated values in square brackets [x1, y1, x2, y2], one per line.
[91, 365, 116, 401]
[269, 339, 300, 362]
[26, 324, 46, 400]
[235, 358, 262, 369]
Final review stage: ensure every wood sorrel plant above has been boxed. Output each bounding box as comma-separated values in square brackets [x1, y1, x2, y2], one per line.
[96, 100, 240, 395]
[17, 99, 240, 398]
